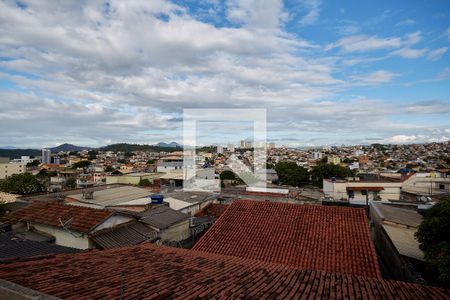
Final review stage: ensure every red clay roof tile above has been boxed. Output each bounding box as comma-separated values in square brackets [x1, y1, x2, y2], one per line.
[193, 200, 382, 278]
[1, 201, 113, 233]
[0, 243, 446, 299]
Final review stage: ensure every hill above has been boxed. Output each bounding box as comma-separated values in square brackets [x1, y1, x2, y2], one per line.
[99, 143, 182, 152]
[155, 142, 181, 148]
[50, 143, 89, 152]
[0, 149, 41, 159]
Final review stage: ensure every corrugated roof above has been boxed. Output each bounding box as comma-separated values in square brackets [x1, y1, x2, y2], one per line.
[139, 206, 189, 229]
[90, 222, 158, 249]
[165, 190, 217, 203]
[0, 243, 446, 299]
[382, 224, 424, 261]
[1, 201, 113, 233]
[194, 200, 381, 278]
[372, 202, 423, 227]
[67, 186, 152, 207]
[0, 232, 80, 261]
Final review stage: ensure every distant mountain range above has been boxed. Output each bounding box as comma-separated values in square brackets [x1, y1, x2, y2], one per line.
[99, 143, 182, 152]
[155, 142, 182, 148]
[0, 142, 183, 159]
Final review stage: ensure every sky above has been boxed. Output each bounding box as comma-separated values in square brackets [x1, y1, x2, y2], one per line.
[0, 0, 449, 148]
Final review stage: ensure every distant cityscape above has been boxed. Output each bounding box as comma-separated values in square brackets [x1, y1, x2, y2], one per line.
[1, 0, 449, 298]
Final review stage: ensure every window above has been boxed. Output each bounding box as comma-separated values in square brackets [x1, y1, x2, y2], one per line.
[361, 190, 367, 196]
[439, 184, 445, 190]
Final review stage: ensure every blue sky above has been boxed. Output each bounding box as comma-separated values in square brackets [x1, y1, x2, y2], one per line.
[0, 0, 449, 148]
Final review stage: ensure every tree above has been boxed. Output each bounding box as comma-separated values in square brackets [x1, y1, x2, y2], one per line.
[138, 178, 151, 187]
[147, 159, 156, 164]
[88, 150, 98, 160]
[0, 173, 45, 195]
[104, 165, 114, 172]
[275, 161, 309, 187]
[220, 170, 236, 180]
[26, 160, 40, 168]
[415, 197, 450, 288]
[71, 160, 91, 169]
[65, 177, 77, 189]
[310, 163, 354, 187]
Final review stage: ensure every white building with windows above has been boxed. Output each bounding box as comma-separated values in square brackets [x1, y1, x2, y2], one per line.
[42, 148, 51, 164]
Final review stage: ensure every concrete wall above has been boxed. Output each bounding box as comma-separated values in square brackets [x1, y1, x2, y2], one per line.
[323, 180, 401, 201]
[369, 207, 425, 283]
[91, 215, 133, 232]
[160, 219, 190, 242]
[0, 163, 26, 179]
[106, 174, 157, 185]
[32, 223, 93, 249]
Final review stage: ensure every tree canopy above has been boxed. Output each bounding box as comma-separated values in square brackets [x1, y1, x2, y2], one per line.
[71, 160, 91, 169]
[0, 173, 45, 195]
[275, 161, 309, 187]
[415, 197, 450, 288]
[310, 163, 354, 187]
[65, 177, 77, 189]
[220, 170, 236, 180]
[138, 178, 152, 187]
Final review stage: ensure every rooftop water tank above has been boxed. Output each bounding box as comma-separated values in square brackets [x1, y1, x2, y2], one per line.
[150, 194, 164, 204]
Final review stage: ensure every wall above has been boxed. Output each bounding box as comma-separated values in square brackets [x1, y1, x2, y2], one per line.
[106, 174, 157, 185]
[91, 215, 133, 232]
[32, 223, 93, 249]
[0, 163, 26, 179]
[369, 207, 425, 283]
[323, 180, 401, 201]
[160, 219, 190, 242]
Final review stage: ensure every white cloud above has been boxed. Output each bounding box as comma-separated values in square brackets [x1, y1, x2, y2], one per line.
[427, 47, 449, 61]
[379, 134, 449, 144]
[326, 31, 422, 53]
[391, 47, 427, 59]
[396, 19, 416, 26]
[298, 0, 321, 26]
[0, 1, 447, 147]
[404, 31, 422, 46]
[350, 70, 397, 85]
[405, 100, 450, 114]
[226, 0, 288, 30]
[436, 67, 450, 80]
[325, 35, 401, 52]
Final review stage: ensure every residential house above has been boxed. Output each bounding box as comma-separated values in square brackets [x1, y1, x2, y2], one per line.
[1, 201, 133, 249]
[139, 206, 190, 242]
[193, 200, 381, 278]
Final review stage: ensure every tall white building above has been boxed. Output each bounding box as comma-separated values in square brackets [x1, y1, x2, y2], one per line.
[312, 151, 323, 160]
[42, 148, 51, 164]
[217, 145, 224, 154]
[227, 144, 235, 152]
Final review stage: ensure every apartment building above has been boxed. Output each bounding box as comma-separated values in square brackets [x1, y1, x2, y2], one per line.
[0, 159, 26, 179]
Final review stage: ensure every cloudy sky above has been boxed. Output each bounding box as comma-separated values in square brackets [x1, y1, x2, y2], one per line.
[0, 0, 449, 148]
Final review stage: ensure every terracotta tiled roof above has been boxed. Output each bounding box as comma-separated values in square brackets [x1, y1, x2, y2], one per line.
[0, 243, 446, 299]
[1, 201, 113, 233]
[193, 200, 382, 278]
